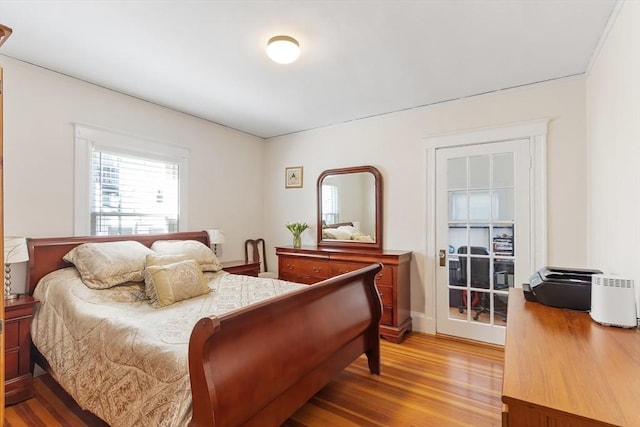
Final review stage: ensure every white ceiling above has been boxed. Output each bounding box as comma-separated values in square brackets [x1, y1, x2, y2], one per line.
[0, 1, 618, 139]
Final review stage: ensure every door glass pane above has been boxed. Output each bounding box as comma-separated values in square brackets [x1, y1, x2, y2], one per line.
[472, 291, 491, 325]
[448, 227, 467, 256]
[469, 155, 490, 189]
[492, 188, 514, 221]
[447, 225, 464, 319]
[494, 259, 515, 289]
[493, 153, 514, 187]
[493, 293, 508, 326]
[467, 254, 490, 291]
[468, 225, 490, 249]
[448, 191, 468, 221]
[493, 225, 514, 256]
[447, 157, 467, 189]
[469, 191, 490, 221]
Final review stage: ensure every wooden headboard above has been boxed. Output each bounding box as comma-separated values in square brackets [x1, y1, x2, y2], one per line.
[323, 222, 354, 229]
[26, 231, 210, 295]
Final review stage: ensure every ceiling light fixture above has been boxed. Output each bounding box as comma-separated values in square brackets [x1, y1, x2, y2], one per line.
[266, 35, 300, 64]
[0, 24, 13, 48]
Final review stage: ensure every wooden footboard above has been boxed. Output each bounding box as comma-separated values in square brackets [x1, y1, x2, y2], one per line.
[188, 263, 383, 427]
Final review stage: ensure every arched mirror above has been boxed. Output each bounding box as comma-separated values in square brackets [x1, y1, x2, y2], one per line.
[317, 165, 383, 250]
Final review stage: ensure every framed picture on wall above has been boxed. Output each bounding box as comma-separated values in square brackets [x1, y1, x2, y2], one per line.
[285, 166, 303, 188]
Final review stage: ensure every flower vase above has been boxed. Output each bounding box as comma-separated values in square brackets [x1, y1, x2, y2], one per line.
[293, 235, 301, 248]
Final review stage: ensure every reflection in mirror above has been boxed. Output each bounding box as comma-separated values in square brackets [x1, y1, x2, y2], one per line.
[317, 166, 382, 250]
[322, 173, 375, 238]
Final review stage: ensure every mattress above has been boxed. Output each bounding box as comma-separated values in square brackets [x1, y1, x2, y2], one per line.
[31, 267, 305, 427]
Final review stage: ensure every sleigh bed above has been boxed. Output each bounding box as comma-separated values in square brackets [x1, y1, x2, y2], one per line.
[26, 231, 383, 427]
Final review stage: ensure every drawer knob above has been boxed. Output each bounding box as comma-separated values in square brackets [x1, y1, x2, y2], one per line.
[312, 266, 323, 273]
[376, 273, 383, 280]
[286, 264, 295, 270]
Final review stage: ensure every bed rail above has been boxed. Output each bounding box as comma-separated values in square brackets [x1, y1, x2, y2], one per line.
[188, 263, 383, 427]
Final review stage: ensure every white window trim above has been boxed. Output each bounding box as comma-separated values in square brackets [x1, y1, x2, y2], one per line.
[422, 118, 548, 334]
[74, 123, 189, 236]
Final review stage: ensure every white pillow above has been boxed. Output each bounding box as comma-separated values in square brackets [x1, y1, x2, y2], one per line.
[145, 253, 190, 267]
[323, 228, 352, 240]
[150, 240, 223, 272]
[337, 225, 358, 234]
[63, 241, 154, 289]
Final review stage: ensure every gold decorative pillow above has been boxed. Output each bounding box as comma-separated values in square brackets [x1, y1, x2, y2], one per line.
[144, 260, 209, 308]
[63, 241, 154, 289]
[145, 253, 190, 267]
[144, 253, 190, 300]
[150, 240, 223, 272]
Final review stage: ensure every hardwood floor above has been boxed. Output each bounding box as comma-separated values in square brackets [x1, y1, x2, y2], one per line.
[4, 333, 504, 426]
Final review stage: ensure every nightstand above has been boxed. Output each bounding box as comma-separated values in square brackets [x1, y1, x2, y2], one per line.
[4, 295, 37, 405]
[221, 260, 260, 277]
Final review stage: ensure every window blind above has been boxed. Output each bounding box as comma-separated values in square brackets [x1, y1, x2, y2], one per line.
[91, 149, 179, 235]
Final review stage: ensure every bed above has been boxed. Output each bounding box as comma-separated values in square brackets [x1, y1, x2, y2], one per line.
[321, 223, 374, 242]
[26, 231, 383, 427]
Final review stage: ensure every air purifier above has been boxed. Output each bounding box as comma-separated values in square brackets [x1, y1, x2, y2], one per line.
[590, 274, 637, 328]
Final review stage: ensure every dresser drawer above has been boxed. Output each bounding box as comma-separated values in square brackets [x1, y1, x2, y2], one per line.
[381, 307, 394, 325]
[5, 350, 19, 378]
[279, 272, 319, 285]
[376, 285, 393, 306]
[4, 321, 19, 349]
[377, 285, 394, 326]
[4, 296, 37, 406]
[331, 262, 393, 286]
[279, 257, 330, 280]
[331, 261, 364, 276]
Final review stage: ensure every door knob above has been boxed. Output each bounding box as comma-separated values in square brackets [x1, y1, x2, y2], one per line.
[439, 249, 446, 267]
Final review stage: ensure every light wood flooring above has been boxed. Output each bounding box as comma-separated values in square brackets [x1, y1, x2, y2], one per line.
[5, 333, 505, 426]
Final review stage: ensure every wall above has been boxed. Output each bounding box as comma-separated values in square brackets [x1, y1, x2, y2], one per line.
[265, 78, 589, 331]
[1, 55, 266, 294]
[1, 50, 595, 329]
[587, 0, 640, 316]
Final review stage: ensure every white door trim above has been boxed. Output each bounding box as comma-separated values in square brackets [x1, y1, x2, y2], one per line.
[423, 119, 548, 335]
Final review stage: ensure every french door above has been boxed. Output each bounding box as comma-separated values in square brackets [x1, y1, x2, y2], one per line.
[435, 139, 531, 345]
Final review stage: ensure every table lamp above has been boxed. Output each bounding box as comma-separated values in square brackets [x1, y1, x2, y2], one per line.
[4, 236, 29, 299]
[206, 229, 225, 256]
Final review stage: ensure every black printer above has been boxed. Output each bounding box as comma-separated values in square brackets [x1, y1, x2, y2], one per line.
[522, 266, 602, 311]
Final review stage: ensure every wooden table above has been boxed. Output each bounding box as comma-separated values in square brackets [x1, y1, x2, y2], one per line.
[502, 288, 640, 427]
[221, 260, 260, 276]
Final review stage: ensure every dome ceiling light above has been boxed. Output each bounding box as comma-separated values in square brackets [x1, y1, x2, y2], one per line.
[266, 35, 300, 64]
[0, 24, 13, 48]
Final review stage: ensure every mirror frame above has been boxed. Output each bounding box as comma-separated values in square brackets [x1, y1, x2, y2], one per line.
[317, 165, 383, 251]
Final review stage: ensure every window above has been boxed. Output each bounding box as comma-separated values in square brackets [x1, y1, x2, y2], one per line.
[321, 184, 339, 225]
[74, 125, 189, 236]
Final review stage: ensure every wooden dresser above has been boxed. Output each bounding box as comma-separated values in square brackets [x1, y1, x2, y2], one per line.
[502, 288, 640, 427]
[275, 245, 412, 343]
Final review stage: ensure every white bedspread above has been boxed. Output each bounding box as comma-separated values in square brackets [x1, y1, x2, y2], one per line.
[31, 267, 305, 427]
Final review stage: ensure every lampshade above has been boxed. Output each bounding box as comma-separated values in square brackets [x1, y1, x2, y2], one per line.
[206, 229, 226, 245]
[266, 35, 300, 64]
[4, 237, 29, 264]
